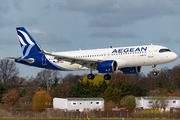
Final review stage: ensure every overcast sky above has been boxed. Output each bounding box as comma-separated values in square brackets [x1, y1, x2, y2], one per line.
[0, 0, 180, 78]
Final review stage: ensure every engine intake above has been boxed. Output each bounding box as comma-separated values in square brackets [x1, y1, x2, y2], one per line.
[97, 60, 118, 73]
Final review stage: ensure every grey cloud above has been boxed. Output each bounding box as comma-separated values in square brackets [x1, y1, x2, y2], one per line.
[0, 16, 14, 27]
[64, 0, 119, 14]
[0, 1, 12, 27]
[17, 17, 39, 27]
[174, 38, 180, 43]
[62, 0, 175, 27]
[159, 37, 172, 43]
[0, 1, 9, 12]
[0, 30, 73, 50]
[13, 0, 22, 11]
[29, 31, 73, 47]
[90, 29, 137, 38]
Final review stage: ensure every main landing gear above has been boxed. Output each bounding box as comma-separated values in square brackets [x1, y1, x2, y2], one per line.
[87, 73, 111, 80]
[87, 66, 111, 80]
[104, 74, 111, 80]
[152, 65, 158, 76]
[87, 67, 95, 79]
[87, 73, 95, 79]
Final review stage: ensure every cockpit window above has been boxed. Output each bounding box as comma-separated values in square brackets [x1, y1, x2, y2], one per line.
[159, 49, 171, 53]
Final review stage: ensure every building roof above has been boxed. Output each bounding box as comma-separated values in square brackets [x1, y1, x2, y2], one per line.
[67, 98, 104, 101]
[136, 97, 180, 100]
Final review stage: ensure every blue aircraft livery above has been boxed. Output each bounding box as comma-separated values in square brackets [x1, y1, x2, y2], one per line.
[112, 47, 147, 54]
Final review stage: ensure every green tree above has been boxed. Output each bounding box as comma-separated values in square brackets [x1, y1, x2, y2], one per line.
[99, 84, 122, 105]
[158, 80, 164, 88]
[120, 95, 136, 111]
[0, 83, 7, 103]
[70, 79, 108, 97]
[117, 81, 147, 97]
[52, 77, 59, 87]
[79, 74, 109, 85]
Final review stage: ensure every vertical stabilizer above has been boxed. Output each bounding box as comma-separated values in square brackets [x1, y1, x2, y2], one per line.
[16, 27, 43, 56]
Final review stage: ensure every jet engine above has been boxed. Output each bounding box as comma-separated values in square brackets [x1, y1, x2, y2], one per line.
[121, 66, 141, 74]
[97, 60, 118, 73]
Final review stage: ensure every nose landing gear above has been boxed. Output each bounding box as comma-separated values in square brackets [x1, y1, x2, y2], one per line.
[152, 65, 158, 76]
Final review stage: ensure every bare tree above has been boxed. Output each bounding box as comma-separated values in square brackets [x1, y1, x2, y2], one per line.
[34, 69, 62, 90]
[7, 76, 26, 90]
[148, 96, 168, 110]
[62, 73, 80, 85]
[51, 82, 71, 98]
[148, 97, 161, 109]
[20, 77, 41, 104]
[133, 72, 146, 84]
[171, 65, 180, 91]
[0, 59, 19, 87]
[159, 97, 168, 110]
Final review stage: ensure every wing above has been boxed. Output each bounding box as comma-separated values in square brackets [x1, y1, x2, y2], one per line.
[40, 51, 103, 68]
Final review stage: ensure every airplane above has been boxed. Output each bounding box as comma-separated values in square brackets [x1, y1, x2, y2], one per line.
[7, 27, 178, 80]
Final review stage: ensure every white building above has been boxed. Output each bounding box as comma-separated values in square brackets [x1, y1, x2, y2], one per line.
[53, 98, 104, 112]
[136, 97, 180, 110]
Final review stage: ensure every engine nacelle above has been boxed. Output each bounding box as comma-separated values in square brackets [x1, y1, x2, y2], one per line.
[121, 66, 141, 74]
[97, 60, 118, 73]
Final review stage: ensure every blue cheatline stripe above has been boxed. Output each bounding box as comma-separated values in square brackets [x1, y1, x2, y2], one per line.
[46, 57, 71, 71]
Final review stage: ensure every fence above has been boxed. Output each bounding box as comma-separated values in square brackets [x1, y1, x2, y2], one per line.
[0, 109, 180, 119]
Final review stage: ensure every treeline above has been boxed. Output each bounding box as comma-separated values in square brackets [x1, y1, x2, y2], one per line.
[0, 59, 180, 111]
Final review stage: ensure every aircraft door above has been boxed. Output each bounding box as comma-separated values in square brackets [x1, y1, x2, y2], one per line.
[42, 55, 47, 65]
[148, 46, 154, 58]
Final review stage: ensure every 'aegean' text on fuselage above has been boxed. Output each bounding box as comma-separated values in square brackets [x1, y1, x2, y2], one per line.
[112, 47, 147, 54]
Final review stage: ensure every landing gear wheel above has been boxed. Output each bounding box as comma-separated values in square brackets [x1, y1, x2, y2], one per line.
[87, 74, 95, 79]
[153, 71, 158, 76]
[104, 74, 111, 80]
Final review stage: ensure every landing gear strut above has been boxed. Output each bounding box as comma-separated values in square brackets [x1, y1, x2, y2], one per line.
[152, 65, 158, 76]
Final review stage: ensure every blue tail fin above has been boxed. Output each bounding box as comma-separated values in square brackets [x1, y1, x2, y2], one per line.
[16, 27, 43, 56]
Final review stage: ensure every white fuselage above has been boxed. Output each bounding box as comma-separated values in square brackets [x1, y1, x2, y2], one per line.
[46, 45, 177, 71]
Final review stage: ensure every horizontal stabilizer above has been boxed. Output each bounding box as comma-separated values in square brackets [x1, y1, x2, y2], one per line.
[7, 57, 34, 64]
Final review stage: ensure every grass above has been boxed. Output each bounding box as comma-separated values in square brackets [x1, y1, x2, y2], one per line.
[0, 118, 177, 120]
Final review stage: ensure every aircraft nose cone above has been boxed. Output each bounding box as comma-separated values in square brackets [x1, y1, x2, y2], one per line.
[172, 52, 178, 61]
